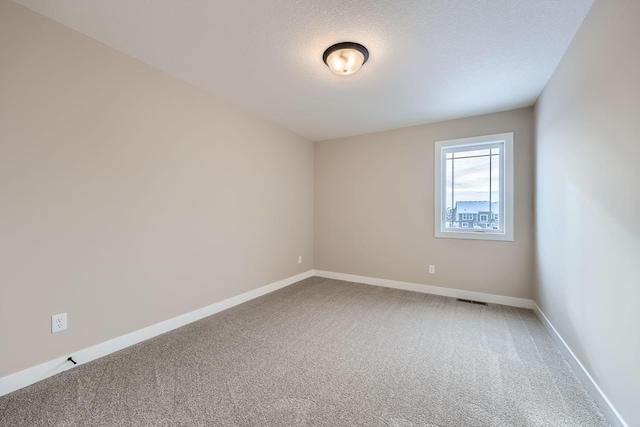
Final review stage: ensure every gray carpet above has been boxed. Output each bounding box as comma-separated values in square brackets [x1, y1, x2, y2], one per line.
[0, 277, 608, 426]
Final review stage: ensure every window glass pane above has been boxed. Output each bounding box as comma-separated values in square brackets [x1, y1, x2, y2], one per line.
[443, 145, 501, 230]
[445, 158, 453, 227]
[453, 154, 490, 198]
[490, 150, 500, 230]
[436, 133, 512, 241]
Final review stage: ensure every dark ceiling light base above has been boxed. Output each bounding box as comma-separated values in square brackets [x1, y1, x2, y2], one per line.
[323, 42, 369, 75]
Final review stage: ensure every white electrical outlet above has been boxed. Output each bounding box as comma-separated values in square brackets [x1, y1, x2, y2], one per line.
[429, 265, 436, 274]
[298, 255, 303, 264]
[52, 313, 67, 333]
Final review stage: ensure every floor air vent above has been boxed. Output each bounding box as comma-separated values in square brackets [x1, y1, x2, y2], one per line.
[457, 298, 488, 306]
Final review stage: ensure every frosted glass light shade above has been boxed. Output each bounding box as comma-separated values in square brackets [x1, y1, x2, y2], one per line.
[323, 42, 369, 75]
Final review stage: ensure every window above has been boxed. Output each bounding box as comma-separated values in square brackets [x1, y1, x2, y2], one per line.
[434, 132, 514, 241]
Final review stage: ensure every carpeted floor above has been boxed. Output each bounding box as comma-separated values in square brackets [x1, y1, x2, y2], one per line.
[0, 277, 608, 426]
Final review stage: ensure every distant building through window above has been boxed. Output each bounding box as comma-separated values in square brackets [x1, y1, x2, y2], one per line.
[455, 202, 498, 229]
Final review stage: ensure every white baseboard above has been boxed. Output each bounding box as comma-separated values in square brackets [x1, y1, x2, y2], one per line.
[0, 270, 314, 397]
[4, 270, 625, 427]
[533, 303, 628, 427]
[313, 270, 534, 309]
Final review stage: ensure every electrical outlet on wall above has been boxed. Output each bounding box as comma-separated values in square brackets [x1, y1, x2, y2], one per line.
[52, 313, 67, 333]
[429, 265, 436, 274]
[298, 255, 303, 264]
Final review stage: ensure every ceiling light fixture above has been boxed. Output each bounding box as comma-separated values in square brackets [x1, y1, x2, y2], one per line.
[322, 42, 369, 75]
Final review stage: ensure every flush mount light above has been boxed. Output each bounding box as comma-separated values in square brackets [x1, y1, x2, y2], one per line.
[322, 42, 369, 75]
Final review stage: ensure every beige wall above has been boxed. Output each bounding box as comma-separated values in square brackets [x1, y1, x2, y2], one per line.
[534, 1, 640, 424]
[315, 108, 535, 299]
[0, 1, 313, 378]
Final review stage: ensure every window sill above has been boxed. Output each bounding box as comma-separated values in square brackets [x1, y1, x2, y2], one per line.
[435, 230, 513, 242]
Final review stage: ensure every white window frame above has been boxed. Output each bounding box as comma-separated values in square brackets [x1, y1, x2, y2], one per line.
[461, 213, 474, 220]
[479, 214, 489, 222]
[434, 132, 514, 241]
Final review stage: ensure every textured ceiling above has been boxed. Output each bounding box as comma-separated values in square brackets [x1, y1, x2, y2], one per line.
[13, 0, 594, 141]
